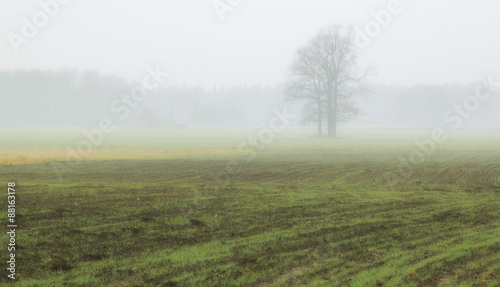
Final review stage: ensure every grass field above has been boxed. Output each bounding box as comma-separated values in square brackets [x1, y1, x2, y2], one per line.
[0, 127, 499, 286]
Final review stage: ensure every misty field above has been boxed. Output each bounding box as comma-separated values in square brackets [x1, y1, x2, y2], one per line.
[0, 128, 499, 286]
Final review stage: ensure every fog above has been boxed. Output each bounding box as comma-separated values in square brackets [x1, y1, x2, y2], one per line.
[3, 4, 500, 284]
[2, 0, 500, 128]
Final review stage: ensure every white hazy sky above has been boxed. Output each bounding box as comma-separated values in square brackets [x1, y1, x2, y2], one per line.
[2, 0, 500, 88]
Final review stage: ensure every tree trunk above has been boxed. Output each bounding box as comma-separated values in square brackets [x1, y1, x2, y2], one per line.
[331, 106, 337, 137]
[327, 90, 335, 137]
[317, 100, 322, 136]
[331, 84, 338, 138]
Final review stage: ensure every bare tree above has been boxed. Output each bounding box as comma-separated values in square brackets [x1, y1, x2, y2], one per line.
[286, 45, 326, 136]
[286, 24, 373, 137]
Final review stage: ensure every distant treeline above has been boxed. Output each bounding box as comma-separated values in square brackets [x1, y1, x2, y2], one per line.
[0, 70, 283, 127]
[0, 69, 498, 127]
[0, 69, 130, 127]
[357, 84, 500, 127]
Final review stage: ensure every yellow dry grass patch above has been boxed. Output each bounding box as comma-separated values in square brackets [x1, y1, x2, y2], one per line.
[0, 147, 237, 166]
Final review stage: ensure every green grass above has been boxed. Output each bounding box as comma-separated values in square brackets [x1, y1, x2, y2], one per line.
[0, 127, 499, 286]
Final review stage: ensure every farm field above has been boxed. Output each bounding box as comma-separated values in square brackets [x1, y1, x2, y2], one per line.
[0, 127, 499, 286]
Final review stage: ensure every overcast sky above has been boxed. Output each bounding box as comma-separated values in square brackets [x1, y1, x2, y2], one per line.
[2, 0, 500, 88]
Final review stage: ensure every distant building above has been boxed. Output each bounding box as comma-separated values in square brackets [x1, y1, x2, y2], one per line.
[136, 108, 186, 129]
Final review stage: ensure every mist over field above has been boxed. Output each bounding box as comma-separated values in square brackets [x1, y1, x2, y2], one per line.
[2, 70, 500, 128]
[2, 0, 500, 130]
[1, 1, 500, 286]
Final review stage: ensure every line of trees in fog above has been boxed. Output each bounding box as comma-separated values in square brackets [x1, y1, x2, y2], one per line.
[358, 84, 500, 127]
[1, 69, 499, 128]
[0, 69, 130, 127]
[0, 70, 283, 127]
[149, 85, 284, 126]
